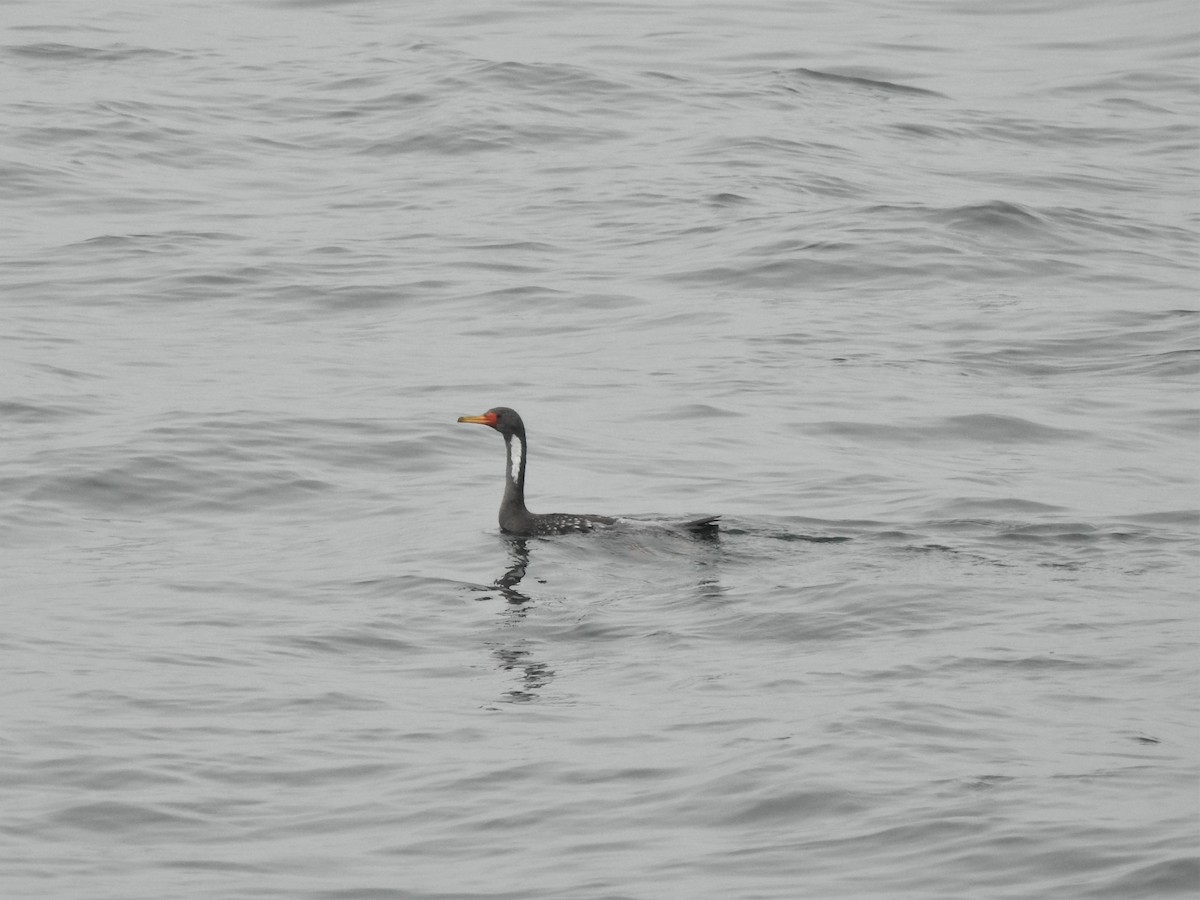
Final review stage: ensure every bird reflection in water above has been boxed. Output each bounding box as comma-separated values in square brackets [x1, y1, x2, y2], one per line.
[474, 534, 726, 703]
[489, 537, 535, 608]
[475, 538, 555, 703]
[492, 645, 553, 703]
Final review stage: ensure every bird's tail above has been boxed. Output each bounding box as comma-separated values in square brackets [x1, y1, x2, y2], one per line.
[681, 515, 720, 536]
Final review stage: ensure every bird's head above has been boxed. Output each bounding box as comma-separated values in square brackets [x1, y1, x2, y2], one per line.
[457, 407, 526, 439]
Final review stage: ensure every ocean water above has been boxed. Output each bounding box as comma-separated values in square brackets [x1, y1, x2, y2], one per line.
[2, 0, 1197, 898]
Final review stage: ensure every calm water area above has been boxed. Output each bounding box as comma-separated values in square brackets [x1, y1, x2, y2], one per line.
[2, 1, 1198, 898]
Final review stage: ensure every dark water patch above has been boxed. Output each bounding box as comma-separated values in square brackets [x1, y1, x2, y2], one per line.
[309, 890, 528, 900]
[1083, 856, 1200, 899]
[469, 58, 635, 98]
[932, 200, 1048, 238]
[1125, 348, 1200, 379]
[945, 415, 1089, 444]
[354, 574, 487, 604]
[11, 125, 96, 147]
[61, 231, 242, 255]
[0, 399, 97, 423]
[778, 67, 947, 98]
[956, 774, 1017, 791]
[995, 523, 1138, 543]
[854, 200, 1081, 254]
[1096, 95, 1176, 114]
[931, 497, 1071, 518]
[887, 540, 996, 561]
[747, 237, 857, 257]
[17, 448, 336, 518]
[142, 652, 257, 670]
[1119, 509, 1199, 530]
[890, 121, 972, 140]
[313, 283, 425, 310]
[144, 413, 432, 476]
[1041, 204, 1197, 247]
[812, 414, 1087, 446]
[359, 128, 513, 157]
[224, 760, 397, 788]
[461, 240, 560, 254]
[52, 800, 199, 833]
[723, 786, 870, 826]
[161, 858, 268, 873]
[656, 403, 743, 419]
[277, 631, 423, 659]
[975, 115, 1159, 150]
[703, 133, 863, 165]
[458, 258, 541, 275]
[6, 42, 176, 63]
[465, 283, 568, 306]
[755, 530, 852, 544]
[268, 0, 373, 8]
[709, 192, 753, 206]
[662, 257, 927, 290]
[942, 413, 1088, 443]
[893, 514, 1200, 573]
[934, 653, 1102, 673]
[1056, 61, 1200, 98]
[947, 321, 1200, 380]
[311, 72, 399, 94]
[551, 618, 679, 644]
[28, 755, 184, 791]
[691, 589, 953, 646]
[0, 159, 90, 198]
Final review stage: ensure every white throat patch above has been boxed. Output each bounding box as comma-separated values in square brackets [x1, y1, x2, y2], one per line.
[508, 436, 524, 482]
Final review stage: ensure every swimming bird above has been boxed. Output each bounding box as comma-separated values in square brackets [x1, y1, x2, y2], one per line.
[456, 407, 719, 537]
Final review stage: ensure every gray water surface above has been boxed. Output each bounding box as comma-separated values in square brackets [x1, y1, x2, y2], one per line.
[3, 1, 1197, 898]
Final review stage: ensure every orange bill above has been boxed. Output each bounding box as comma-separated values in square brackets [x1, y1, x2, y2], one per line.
[457, 412, 498, 427]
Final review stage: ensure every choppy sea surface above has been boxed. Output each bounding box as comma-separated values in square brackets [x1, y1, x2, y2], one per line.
[2, 1, 1197, 898]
